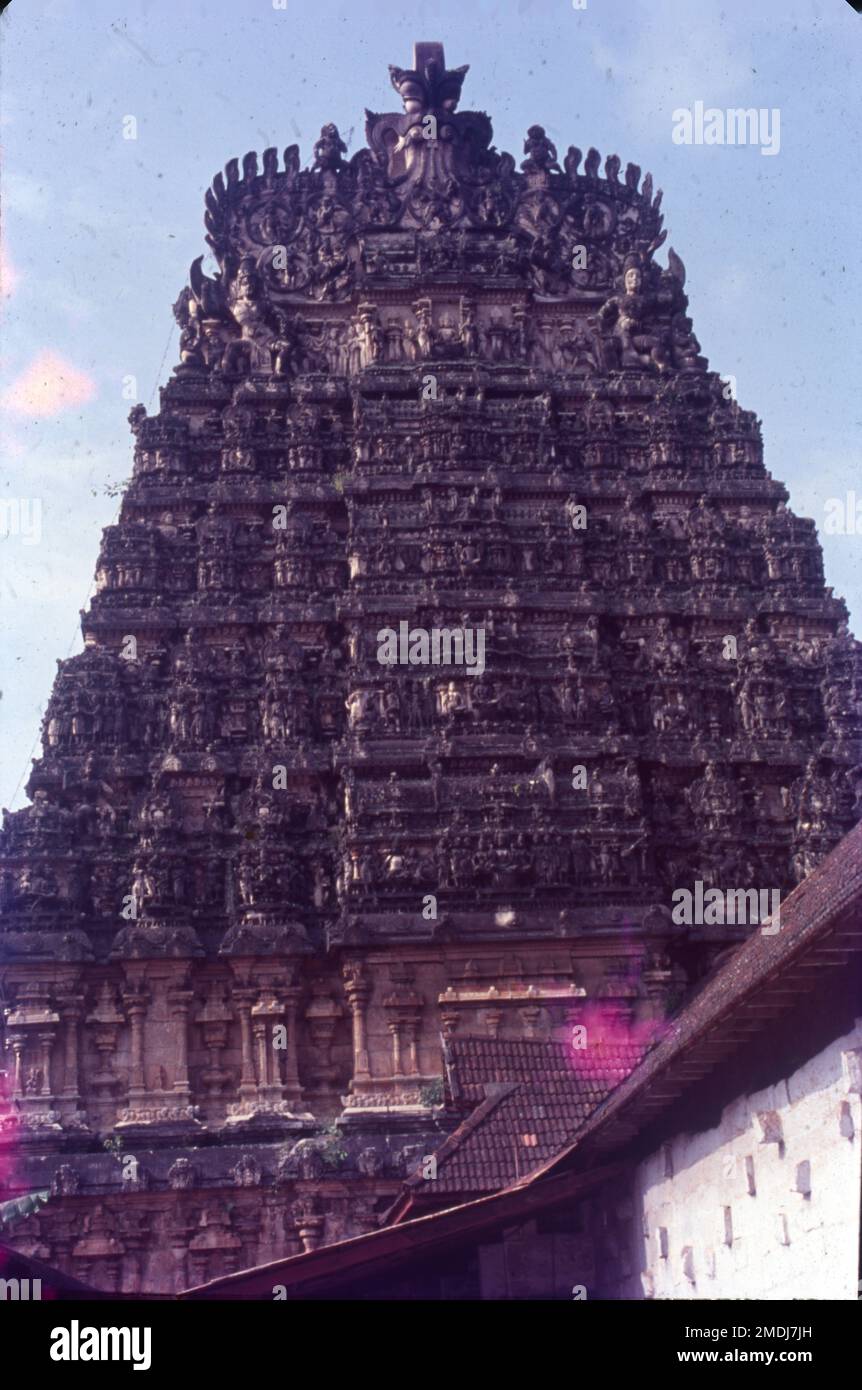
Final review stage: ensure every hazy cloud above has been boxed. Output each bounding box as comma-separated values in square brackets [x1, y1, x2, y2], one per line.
[1, 349, 97, 417]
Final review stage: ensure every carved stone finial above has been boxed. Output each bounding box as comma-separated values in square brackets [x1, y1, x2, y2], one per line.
[389, 42, 469, 117]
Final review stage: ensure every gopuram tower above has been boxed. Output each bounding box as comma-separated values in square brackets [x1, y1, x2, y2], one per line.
[1, 45, 860, 1292]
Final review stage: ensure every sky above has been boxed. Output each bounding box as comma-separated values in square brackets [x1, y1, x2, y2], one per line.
[1, 0, 860, 809]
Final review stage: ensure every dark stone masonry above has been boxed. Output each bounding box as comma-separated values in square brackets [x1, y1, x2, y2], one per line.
[1, 44, 859, 1293]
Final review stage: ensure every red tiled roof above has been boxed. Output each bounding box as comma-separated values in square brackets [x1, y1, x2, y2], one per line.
[445, 1035, 639, 1101]
[397, 1036, 643, 1199]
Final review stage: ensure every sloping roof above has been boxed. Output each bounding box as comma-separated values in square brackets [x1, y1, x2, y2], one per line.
[445, 1036, 638, 1103]
[178, 1158, 627, 1300]
[401, 1037, 642, 1198]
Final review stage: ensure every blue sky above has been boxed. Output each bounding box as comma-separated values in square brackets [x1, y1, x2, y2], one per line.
[1, 0, 860, 808]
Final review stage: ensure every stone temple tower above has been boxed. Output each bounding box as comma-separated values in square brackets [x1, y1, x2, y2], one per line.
[1, 45, 860, 1292]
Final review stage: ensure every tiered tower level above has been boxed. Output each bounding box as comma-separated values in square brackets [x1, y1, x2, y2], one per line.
[2, 46, 860, 1291]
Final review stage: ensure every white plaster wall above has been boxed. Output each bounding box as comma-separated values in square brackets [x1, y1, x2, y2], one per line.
[617, 1018, 862, 1300]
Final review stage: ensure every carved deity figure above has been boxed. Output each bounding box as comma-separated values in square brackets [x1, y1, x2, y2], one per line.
[686, 761, 741, 833]
[521, 125, 561, 175]
[597, 260, 673, 370]
[313, 123, 348, 172]
[223, 257, 272, 374]
[459, 299, 479, 356]
[270, 311, 301, 377]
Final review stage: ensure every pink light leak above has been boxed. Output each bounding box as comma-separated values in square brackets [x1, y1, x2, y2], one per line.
[568, 1001, 668, 1083]
[0, 1101, 55, 1292]
[1, 348, 97, 417]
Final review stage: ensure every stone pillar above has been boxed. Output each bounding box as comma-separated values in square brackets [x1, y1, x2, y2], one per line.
[402, 1015, 420, 1077]
[58, 993, 84, 1102]
[343, 961, 371, 1082]
[168, 985, 194, 1105]
[122, 987, 150, 1100]
[282, 986, 303, 1105]
[38, 1032, 54, 1096]
[9, 1035, 25, 1099]
[254, 1019, 269, 1091]
[388, 1020, 403, 1077]
[233, 988, 259, 1103]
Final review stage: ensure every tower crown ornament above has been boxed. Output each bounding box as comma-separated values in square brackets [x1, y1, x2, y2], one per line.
[182, 42, 677, 350]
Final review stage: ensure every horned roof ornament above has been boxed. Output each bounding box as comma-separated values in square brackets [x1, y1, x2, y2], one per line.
[388, 42, 469, 117]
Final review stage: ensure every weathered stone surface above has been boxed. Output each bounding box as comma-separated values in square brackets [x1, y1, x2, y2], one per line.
[1, 44, 859, 1294]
